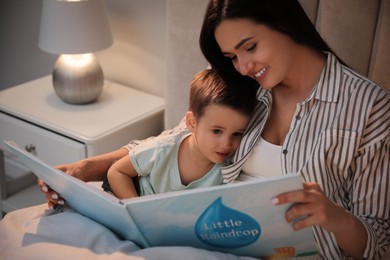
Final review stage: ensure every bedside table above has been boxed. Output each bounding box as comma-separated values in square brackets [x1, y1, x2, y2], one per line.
[0, 76, 165, 216]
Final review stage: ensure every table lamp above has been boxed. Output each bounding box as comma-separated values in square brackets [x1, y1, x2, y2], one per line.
[38, 0, 113, 104]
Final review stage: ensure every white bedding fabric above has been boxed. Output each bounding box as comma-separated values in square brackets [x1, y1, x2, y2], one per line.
[0, 204, 259, 260]
[1, 205, 389, 260]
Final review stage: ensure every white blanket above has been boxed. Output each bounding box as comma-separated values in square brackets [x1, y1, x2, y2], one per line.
[0, 204, 259, 260]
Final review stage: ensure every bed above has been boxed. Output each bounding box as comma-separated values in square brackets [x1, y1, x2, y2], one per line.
[1, 0, 389, 259]
[0, 204, 262, 260]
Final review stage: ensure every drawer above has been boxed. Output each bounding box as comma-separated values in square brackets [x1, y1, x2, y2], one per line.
[0, 112, 86, 166]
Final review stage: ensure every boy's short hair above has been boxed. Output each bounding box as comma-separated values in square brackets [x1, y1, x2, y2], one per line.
[189, 68, 258, 118]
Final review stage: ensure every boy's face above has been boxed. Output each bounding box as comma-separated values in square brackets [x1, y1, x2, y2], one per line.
[187, 104, 250, 164]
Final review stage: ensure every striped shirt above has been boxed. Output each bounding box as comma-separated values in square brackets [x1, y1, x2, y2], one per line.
[124, 53, 390, 259]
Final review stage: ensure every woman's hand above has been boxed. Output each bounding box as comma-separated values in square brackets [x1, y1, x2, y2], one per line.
[272, 182, 348, 232]
[37, 148, 129, 209]
[273, 182, 367, 259]
[37, 178, 64, 210]
[37, 160, 89, 209]
[38, 161, 85, 209]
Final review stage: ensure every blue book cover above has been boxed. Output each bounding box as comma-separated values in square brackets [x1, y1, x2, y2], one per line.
[4, 140, 318, 259]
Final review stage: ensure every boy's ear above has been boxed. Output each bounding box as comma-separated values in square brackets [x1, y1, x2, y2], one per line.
[185, 111, 197, 132]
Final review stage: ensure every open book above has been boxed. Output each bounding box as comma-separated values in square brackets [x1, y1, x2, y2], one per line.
[4, 140, 318, 258]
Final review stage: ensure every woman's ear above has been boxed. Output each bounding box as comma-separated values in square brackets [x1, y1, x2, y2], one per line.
[185, 111, 197, 132]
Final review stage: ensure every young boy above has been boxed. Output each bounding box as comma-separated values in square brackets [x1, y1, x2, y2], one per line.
[107, 69, 257, 199]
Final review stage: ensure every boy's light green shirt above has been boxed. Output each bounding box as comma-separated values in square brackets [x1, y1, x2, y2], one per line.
[130, 131, 224, 196]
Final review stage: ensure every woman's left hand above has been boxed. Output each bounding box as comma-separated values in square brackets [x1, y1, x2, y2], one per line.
[272, 182, 349, 233]
[274, 182, 368, 258]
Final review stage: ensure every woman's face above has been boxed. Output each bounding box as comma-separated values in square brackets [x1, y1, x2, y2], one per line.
[214, 18, 299, 89]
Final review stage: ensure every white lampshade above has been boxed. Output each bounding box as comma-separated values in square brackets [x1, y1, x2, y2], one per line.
[38, 0, 113, 105]
[39, 0, 113, 54]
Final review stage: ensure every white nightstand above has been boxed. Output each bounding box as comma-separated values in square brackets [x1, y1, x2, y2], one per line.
[0, 76, 165, 216]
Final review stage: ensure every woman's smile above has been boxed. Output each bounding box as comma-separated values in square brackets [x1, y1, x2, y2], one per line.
[254, 65, 269, 79]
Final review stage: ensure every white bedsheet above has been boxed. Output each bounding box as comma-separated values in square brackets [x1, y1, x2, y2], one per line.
[2, 205, 389, 260]
[0, 204, 259, 260]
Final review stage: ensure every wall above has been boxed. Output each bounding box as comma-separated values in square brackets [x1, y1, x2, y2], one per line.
[0, 0, 167, 97]
[164, 0, 209, 128]
[0, 0, 55, 90]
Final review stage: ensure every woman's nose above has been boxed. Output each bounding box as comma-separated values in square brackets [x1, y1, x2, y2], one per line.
[237, 56, 253, 76]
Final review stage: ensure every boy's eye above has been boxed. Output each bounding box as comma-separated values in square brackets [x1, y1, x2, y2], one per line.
[233, 132, 244, 137]
[212, 129, 222, 134]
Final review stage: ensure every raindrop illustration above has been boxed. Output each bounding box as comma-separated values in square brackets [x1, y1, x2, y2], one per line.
[195, 197, 261, 248]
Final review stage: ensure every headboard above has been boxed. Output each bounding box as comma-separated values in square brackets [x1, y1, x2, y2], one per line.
[164, 0, 390, 129]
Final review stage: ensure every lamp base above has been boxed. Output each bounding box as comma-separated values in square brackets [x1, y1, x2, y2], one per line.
[52, 53, 104, 105]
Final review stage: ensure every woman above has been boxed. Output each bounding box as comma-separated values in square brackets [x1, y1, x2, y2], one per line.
[40, 0, 389, 259]
[198, 0, 390, 259]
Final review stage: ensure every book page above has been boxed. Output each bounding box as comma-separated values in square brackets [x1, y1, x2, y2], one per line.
[3, 140, 148, 247]
[124, 175, 318, 258]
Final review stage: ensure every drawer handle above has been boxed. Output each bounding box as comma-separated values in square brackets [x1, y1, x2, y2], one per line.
[25, 144, 36, 154]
